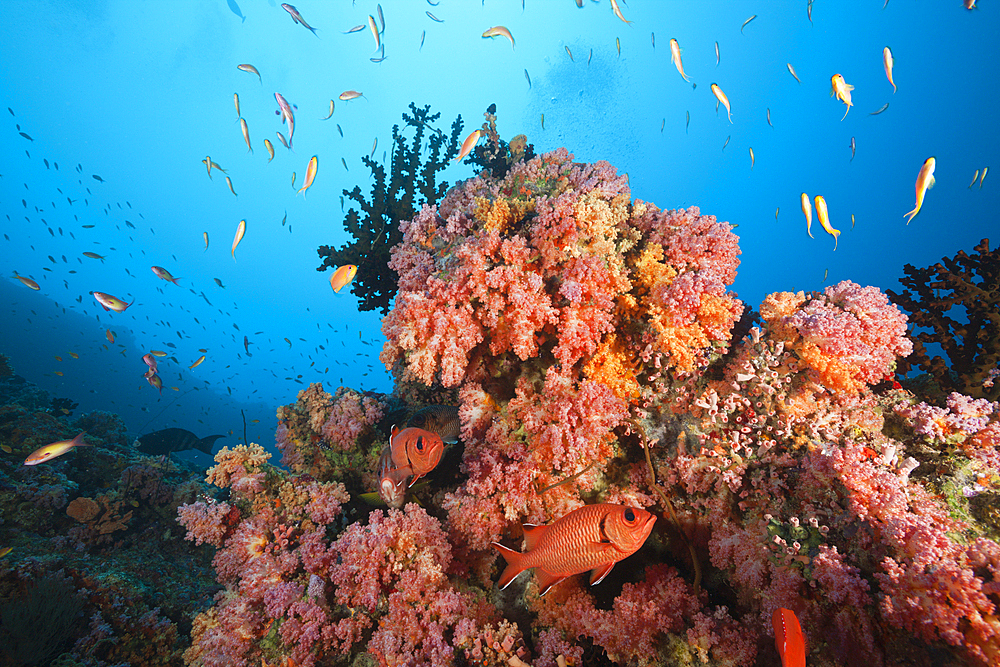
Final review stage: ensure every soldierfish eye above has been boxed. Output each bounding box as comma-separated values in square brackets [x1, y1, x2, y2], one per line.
[624, 509, 636, 522]
[415, 436, 424, 452]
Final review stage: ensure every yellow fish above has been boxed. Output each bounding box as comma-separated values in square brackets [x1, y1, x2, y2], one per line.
[368, 14, 380, 51]
[298, 156, 318, 197]
[711, 84, 732, 123]
[330, 264, 358, 293]
[749, 147, 755, 170]
[883, 47, 896, 94]
[234, 92, 240, 120]
[801, 193, 813, 238]
[814, 195, 840, 250]
[669, 39, 691, 83]
[189, 355, 206, 369]
[83, 252, 106, 261]
[240, 118, 252, 153]
[24, 433, 88, 465]
[482, 26, 514, 49]
[106, 328, 115, 344]
[225, 176, 238, 197]
[831, 74, 854, 120]
[68, 352, 79, 359]
[203, 231, 209, 251]
[320, 100, 335, 120]
[237, 63, 261, 83]
[904, 157, 936, 224]
[264, 138, 275, 163]
[232, 219, 246, 259]
[150, 350, 168, 357]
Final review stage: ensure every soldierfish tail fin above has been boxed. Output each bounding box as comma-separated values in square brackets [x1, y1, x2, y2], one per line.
[197, 435, 225, 455]
[492, 542, 525, 589]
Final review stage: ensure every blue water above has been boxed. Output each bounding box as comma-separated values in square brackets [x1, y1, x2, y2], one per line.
[1, 0, 997, 457]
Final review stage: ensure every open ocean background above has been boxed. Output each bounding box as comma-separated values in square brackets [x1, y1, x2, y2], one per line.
[1, 0, 997, 463]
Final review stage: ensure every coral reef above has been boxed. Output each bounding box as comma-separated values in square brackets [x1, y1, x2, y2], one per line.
[178, 143, 997, 667]
[316, 102, 465, 314]
[0, 370, 219, 667]
[888, 237, 1000, 401]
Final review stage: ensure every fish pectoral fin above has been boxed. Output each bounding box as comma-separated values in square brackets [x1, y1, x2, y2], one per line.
[927, 175, 936, 190]
[536, 569, 569, 596]
[589, 562, 616, 586]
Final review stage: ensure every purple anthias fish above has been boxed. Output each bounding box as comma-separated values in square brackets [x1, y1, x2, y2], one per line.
[274, 93, 295, 147]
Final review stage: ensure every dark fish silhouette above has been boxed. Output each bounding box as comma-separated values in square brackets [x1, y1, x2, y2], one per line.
[134, 428, 224, 456]
[406, 404, 460, 443]
[19, 132, 32, 141]
[92, 175, 104, 183]
[226, 0, 246, 22]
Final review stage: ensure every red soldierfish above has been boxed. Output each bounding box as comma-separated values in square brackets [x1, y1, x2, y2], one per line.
[492, 503, 656, 595]
[24, 433, 89, 465]
[387, 426, 445, 485]
[772, 608, 806, 667]
[281, 4, 318, 36]
[377, 445, 409, 509]
[92, 291, 133, 313]
[274, 93, 295, 146]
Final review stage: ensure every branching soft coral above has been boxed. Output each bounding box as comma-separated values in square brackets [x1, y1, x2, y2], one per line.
[888, 238, 1000, 401]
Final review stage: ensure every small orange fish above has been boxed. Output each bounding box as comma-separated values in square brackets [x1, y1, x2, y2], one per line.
[68, 352, 79, 359]
[610, 0, 630, 23]
[814, 195, 840, 250]
[831, 74, 854, 120]
[264, 138, 275, 163]
[904, 157, 936, 224]
[482, 26, 515, 49]
[14, 273, 40, 290]
[669, 39, 691, 83]
[190, 355, 206, 369]
[149, 350, 168, 357]
[455, 129, 481, 162]
[225, 176, 238, 197]
[106, 328, 115, 344]
[237, 63, 261, 83]
[151, 266, 180, 285]
[232, 219, 246, 260]
[493, 504, 656, 595]
[711, 83, 732, 123]
[330, 264, 357, 293]
[387, 426, 445, 485]
[772, 608, 806, 667]
[146, 373, 162, 394]
[801, 193, 814, 238]
[24, 433, 89, 465]
[883, 47, 896, 93]
[297, 156, 318, 197]
[92, 291, 133, 313]
[339, 90, 363, 101]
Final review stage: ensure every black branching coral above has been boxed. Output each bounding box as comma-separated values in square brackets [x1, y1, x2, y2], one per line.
[317, 103, 463, 315]
[888, 238, 1000, 401]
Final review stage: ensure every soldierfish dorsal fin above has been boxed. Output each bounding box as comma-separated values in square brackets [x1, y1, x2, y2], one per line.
[522, 523, 546, 552]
